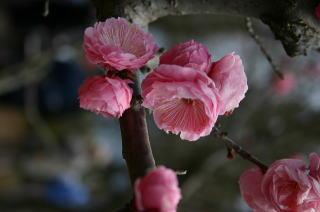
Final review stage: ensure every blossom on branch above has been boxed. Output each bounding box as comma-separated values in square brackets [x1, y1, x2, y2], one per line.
[239, 153, 320, 212]
[142, 40, 247, 141]
[83, 17, 158, 71]
[78, 76, 132, 118]
[141, 64, 220, 141]
[134, 166, 182, 212]
[159, 40, 211, 73]
[208, 52, 248, 115]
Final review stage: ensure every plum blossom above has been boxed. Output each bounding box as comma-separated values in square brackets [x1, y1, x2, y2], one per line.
[141, 64, 220, 141]
[239, 154, 320, 212]
[159, 40, 211, 72]
[142, 40, 248, 141]
[272, 73, 296, 96]
[83, 17, 158, 71]
[78, 76, 132, 118]
[134, 166, 182, 212]
[208, 52, 248, 115]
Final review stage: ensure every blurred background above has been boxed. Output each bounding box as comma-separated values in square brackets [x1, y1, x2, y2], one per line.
[0, 0, 320, 211]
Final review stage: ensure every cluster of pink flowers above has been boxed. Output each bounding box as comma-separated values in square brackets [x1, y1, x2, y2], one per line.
[239, 153, 320, 212]
[134, 166, 182, 212]
[79, 17, 248, 141]
[142, 41, 248, 141]
[79, 17, 158, 118]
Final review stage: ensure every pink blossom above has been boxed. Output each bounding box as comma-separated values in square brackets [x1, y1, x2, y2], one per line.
[309, 153, 320, 181]
[239, 168, 277, 212]
[134, 166, 181, 212]
[78, 76, 132, 118]
[272, 73, 296, 96]
[208, 52, 248, 115]
[160, 40, 211, 73]
[315, 4, 320, 19]
[141, 64, 220, 141]
[83, 17, 158, 71]
[239, 155, 320, 212]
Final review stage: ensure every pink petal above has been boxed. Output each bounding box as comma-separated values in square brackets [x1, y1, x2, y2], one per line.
[239, 168, 276, 212]
[83, 17, 158, 71]
[78, 76, 132, 118]
[134, 166, 181, 212]
[160, 40, 211, 72]
[141, 64, 220, 141]
[208, 52, 248, 115]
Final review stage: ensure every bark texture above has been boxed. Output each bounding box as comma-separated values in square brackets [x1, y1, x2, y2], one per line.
[119, 104, 156, 186]
[92, 0, 320, 56]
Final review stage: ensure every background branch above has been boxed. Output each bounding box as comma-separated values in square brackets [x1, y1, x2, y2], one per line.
[93, 0, 320, 57]
[0, 53, 51, 96]
[245, 17, 284, 79]
[213, 127, 268, 173]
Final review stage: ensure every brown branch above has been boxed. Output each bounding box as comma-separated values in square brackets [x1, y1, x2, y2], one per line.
[93, 0, 320, 56]
[119, 90, 156, 185]
[245, 17, 284, 80]
[213, 127, 268, 173]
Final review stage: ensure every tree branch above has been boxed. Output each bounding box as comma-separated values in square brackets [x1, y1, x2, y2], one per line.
[119, 81, 156, 185]
[93, 0, 320, 56]
[245, 17, 284, 79]
[213, 127, 268, 173]
[91, 1, 156, 188]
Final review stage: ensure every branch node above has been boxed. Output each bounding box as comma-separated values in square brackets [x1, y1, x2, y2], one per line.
[213, 126, 268, 173]
[226, 147, 236, 160]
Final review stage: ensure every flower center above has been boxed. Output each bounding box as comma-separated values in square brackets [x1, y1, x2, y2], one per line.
[182, 98, 195, 106]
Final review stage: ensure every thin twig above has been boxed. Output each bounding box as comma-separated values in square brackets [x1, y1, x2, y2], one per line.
[245, 17, 284, 80]
[43, 0, 50, 17]
[213, 127, 268, 173]
[0, 54, 51, 96]
[24, 84, 59, 150]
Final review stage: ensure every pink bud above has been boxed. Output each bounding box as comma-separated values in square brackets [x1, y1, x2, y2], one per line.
[83, 17, 158, 71]
[134, 166, 182, 212]
[78, 76, 132, 118]
[160, 40, 211, 72]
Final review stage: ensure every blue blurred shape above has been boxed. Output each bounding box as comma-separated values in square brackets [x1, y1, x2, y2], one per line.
[44, 176, 90, 208]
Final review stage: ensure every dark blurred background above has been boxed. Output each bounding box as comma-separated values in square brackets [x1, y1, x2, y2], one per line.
[1, 0, 320, 211]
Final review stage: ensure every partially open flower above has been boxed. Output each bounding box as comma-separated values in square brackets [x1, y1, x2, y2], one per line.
[134, 166, 181, 212]
[83, 17, 158, 71]
[78, 76, 132, 118]
[208, 52, 248, 115]
[160, 40, 211, 73]
[142, 64, 220, 141]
